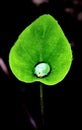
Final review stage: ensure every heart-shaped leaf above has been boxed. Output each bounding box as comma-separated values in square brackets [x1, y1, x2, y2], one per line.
[9, 14, 72, 85]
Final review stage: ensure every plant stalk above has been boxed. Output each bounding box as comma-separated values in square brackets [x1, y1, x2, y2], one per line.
[40, 83, 44, 128]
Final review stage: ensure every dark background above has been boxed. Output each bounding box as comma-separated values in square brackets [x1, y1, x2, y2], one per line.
[0, 0, 81, 129]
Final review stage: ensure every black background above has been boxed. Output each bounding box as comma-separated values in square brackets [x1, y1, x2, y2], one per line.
[0, 0, 81, 129]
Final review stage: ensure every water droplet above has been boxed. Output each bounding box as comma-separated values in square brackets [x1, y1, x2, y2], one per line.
[34, 62, 50, 78]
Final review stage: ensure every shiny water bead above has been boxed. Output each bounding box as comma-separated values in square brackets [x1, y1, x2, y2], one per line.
[34, 63, 50, 78]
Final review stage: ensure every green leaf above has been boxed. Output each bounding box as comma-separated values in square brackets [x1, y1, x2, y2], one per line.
[9, 14, 72, 85]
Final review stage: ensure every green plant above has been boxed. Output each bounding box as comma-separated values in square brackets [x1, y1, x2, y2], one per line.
[9, 14, 72, 128]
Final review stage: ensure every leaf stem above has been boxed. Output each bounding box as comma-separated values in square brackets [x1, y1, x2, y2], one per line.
[40, 83, 44, 128]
